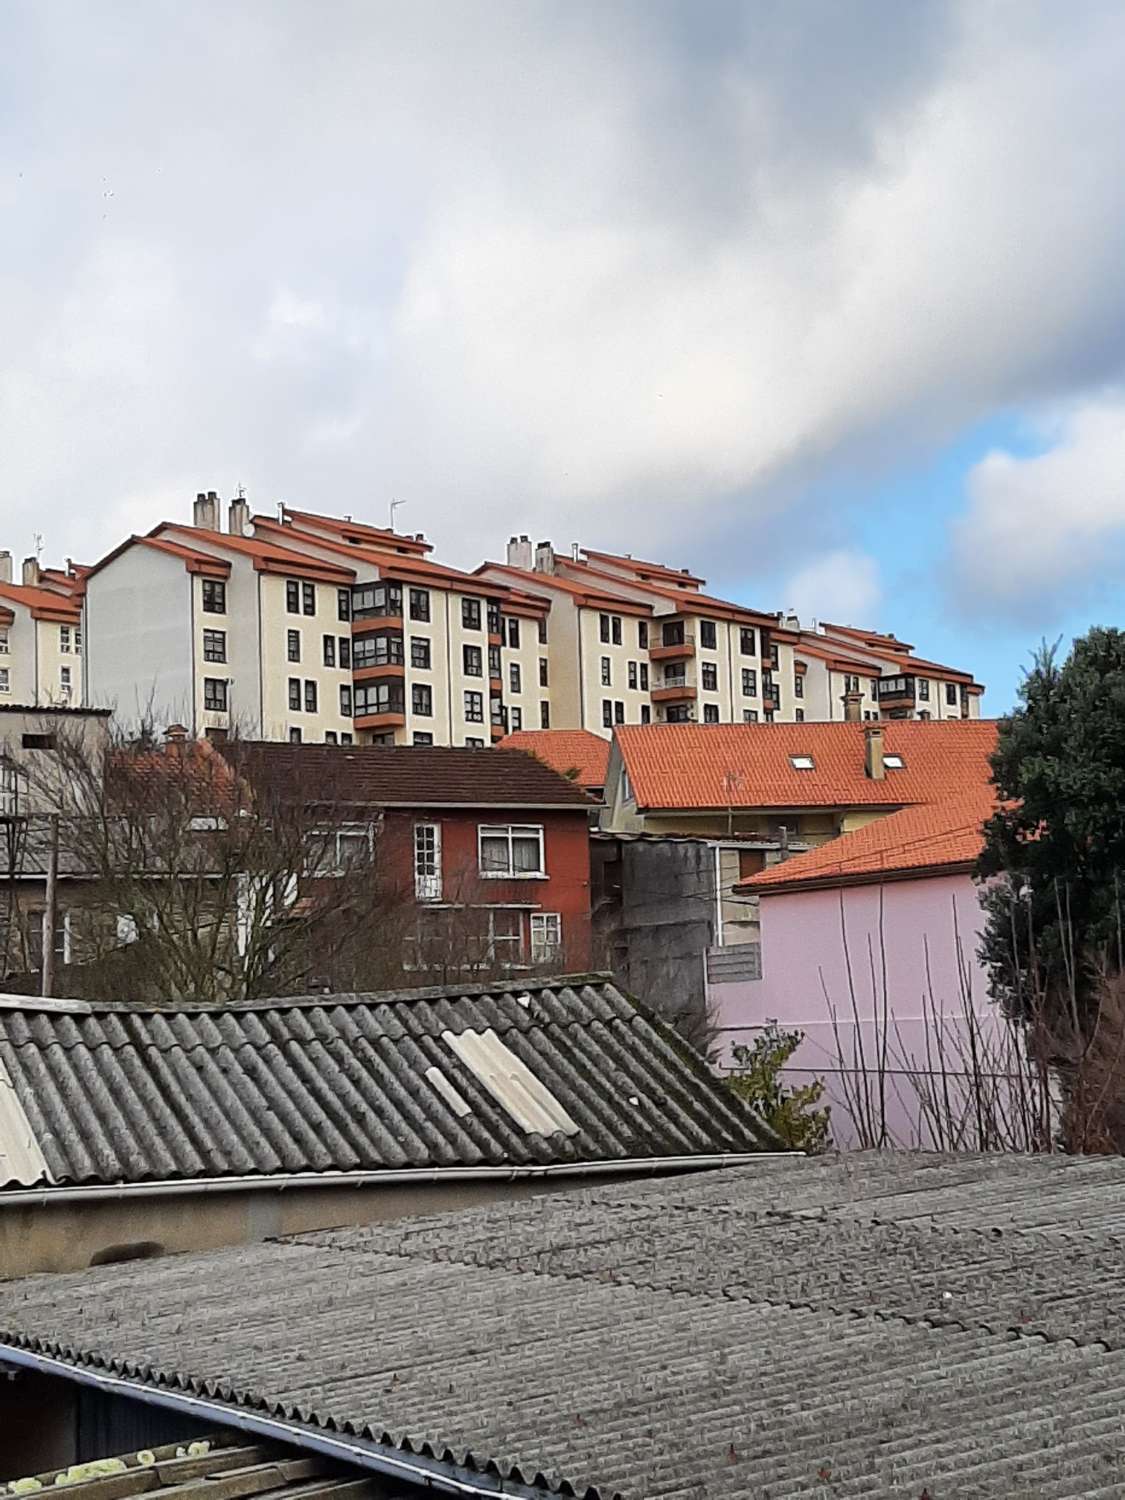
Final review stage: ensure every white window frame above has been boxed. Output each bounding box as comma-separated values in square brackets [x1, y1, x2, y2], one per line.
[478, 823, 546, 879]
[307, 822, 374, 876]
[530, 912, 562, 965]
[0, 761, 19, 815]
[414, 822, 443, 901]
[59, 626, 71, 653]
[0, 668, 9, 694]
[0, 628, 8, 654]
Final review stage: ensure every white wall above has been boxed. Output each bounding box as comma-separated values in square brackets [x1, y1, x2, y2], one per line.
[84, 547, 194, 726]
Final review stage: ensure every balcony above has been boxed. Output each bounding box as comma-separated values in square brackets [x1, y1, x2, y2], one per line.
[354, 710, 407, 732]
[877, 674, 916, 705]
[352, 615, 404, 637]
[652, 677, 696, 704]
[650, 632, 696, 662]
[353, 662, 406, 684]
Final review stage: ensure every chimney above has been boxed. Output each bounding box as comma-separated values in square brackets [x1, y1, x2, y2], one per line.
[571, 542, 580, 562]
[164, 723, 189, 755]
[865, 724, 885, 780]
[506, 535, 534, 571]
[228, 497, 251, 536]
[841, 689, 863, 723]
[192, 491, 220, 531]
[22, 556, 39, 587]
[0, 550, 11, 585]
[534, 540, 555, 574]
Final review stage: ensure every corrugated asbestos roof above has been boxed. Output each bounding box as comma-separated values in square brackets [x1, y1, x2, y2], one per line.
[0, 977, 776, 1189]
[4, 1151, 1125, 1497]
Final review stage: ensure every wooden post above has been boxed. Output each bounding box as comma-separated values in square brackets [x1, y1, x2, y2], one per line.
[42, 814, 59, 998]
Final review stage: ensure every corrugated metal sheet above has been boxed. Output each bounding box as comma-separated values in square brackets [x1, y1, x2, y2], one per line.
[4, 1152, 1125, 1498]
[0, 978, 775, 1188]
[0, 1052, 51, 1186]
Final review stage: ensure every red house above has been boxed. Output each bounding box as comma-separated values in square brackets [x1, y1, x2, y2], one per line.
[231, 743, 594, 973]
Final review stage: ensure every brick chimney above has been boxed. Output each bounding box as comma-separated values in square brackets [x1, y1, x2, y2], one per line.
[534, 540, 555, 574]
[193, 491, 221, 531]
[865, 723, 885, 780]
[228, 497, 251, 536]
[22, 556, 40, 587]
[506, 535, 533, 570]
[0, 550, 11, 585]
[841, 689, 862, 723]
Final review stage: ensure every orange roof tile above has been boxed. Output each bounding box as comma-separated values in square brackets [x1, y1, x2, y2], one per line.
[820, 622, 915, 653]
[154, 525, 355, 584]
[477, 562, 654, 616]
[579, 547, 707, 587]
[615, 719, 998, 811]
[0, 581, 82, 623]
[279, 506, 432, 555]
[742, 787, 997, 893]
[498, 729, 610, 790]
[558, 559, 778, 626]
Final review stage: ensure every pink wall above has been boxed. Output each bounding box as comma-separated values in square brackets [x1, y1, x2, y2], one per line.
[712, 874, 1032, 1149]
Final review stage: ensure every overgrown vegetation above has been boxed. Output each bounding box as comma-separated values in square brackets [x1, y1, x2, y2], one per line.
[726, 1022, 830, 1152]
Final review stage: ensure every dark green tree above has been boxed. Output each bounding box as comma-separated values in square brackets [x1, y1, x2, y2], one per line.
[978, 628, 1125, 1038]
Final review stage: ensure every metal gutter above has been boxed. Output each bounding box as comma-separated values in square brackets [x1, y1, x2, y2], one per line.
[0, 1343, 546, 1500]
[0, 1153, 782, 1207]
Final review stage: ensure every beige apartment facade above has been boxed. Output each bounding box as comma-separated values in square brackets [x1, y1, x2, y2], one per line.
[0, 553, 85, 711]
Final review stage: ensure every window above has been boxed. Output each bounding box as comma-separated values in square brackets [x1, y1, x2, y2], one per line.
[510, 707, 523, 731]
[304, 680, 318, 713]
[338, 636, 350, 668]
[352, 633, 404, 669]
[286, 580, 300, 613]
[352, 582, 403, 619]
[462, 596, 482, 630]
[288, 678, 301, 710]
[202, 579, 226, 614]
[638, 620, 648, 649]
[743, 709, 758, 722]
[946, 682, 958, 705]
[287, 629, 301, 662]
[640, 662, 649, 690]
[794, 675, 804, 698]
[506, 618, 520, 648]
[325, 731, 338, 744]
[740, 627, 756, 656]
[537, 617, 548, 645]
[412, 683, 433, 717]
[628, 661, 638, 690]
[414, 822, 442, 900]
[479, 824, 545, 877]
[409, 588, 431, 622]
[341, 732, 353, 744]
[530, 913, 562, 965]
[510, 663, 521, 693]
[662, 621, 685, 647]
[539, 658, 549, 688]
[918, 678, 930, 701]
[203, 629, 226, 663]
[614, 701, 625, 724]
[59, 626, 71, 653]
[340, 684, 352, 717]
[58, 666, 72, 698]
[204, 677, 228, 711]
[289, 726, 302, 743]
[337, 588, 351, 621]
[0, 629, 8, 654]
[487, 602, 502, 636]
[699, 620, 717, 649]
[884, 753, 905, 769]
[666, 704, 691, 723]
[413, 732, 434, 745]
[611, 616, 622, 645]
[353, 680, 405, 716]
[75, 626, 82, 652]
[411, 637, 431, 670]
[488, 644, 501, 678]
[323, 635, 336, 667]
[540, 701, 550, 728]
[302, 582, 315, 616]
[599, 613, 610, 643]
[795, 708, 805, 722]
[601, 656, 612, 686]
[465, 690, 484, 722]
[640, 704, 651, 724]
[742, 668, 757, 696]
[703, 704, 719, 723]
[463, 643, 483, 676]
[0, 762, 18, 815]
[871, 679, 879, 697]
[602, 699, 613, 728]
[702, 662, 718, 691]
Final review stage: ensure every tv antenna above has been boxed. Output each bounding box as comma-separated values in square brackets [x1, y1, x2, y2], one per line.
[389, 498, 406, 531]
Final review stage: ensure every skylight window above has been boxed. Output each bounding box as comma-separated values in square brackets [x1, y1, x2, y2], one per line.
[884, 754, 905, 769]
[790, 754, 815, 770]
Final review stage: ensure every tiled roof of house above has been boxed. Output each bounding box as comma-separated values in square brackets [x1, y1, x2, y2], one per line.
[5, 1152, 1125, 1498]
[280, 504, 433, 555]
[579, 546, 707, 586]
[498, 729, 611, 790]
[226, 742, 594, 808]
[616, 719, 998, 810]
[743, 787, 996, 893]
[0, 978, 777, 1190]
[154, 525, 356, 584]
[475, 562, 655, 616]
[0, 580, 83, 623]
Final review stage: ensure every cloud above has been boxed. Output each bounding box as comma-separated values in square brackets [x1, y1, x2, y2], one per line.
[4, 1, 1125, 580]
[782, 549, 882, 627]
[953, 395, 1125, 617]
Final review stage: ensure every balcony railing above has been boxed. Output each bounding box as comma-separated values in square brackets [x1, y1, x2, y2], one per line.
[878, 675, 916, 701]
[650, 632, 696, 662]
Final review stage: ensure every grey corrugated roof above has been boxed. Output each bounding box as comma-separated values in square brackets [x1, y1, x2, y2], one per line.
[3, 1151, 1125, 1498]
[0, 976, 776, 1188]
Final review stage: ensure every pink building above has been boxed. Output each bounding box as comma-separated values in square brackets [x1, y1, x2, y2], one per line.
[712, 791, 1036, 1149]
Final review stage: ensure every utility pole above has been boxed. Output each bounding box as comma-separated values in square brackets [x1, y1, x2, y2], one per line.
[42, 814, 59, 998]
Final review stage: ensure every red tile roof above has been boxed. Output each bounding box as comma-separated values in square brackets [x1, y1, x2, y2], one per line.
[154, 525, 355, 583]
[476, 562, 654, 616]
[742, 787, 997, 893]
[560, 557, 777, 626]
[0, 581, 82, 623]
[578, 547, 707, 586]
[820, 622, 915, 653]
[280, 506, 433, 555]
[615, 719, 998, 810]
[499, 729, 610, 790]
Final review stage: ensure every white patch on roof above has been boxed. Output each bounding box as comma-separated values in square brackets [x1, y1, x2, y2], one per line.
[0, 1055, 52, 1187]
[424, 1064, 472, 1118]
[442, 1027, 580, 1137]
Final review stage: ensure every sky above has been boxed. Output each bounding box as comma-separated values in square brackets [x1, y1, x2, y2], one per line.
[4, 1, 1125, 713]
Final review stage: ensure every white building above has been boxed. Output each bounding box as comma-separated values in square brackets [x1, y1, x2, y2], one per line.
[0, 552, 85, 710]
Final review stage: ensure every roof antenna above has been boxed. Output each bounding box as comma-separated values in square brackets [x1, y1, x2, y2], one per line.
[32, 531, 43, 562]
[389, 498, 406, 531]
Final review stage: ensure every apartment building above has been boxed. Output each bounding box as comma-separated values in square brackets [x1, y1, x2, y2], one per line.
[0, 552, 85, 709]
[82, 494, 548, 746]
[785, 620, 984, 723]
